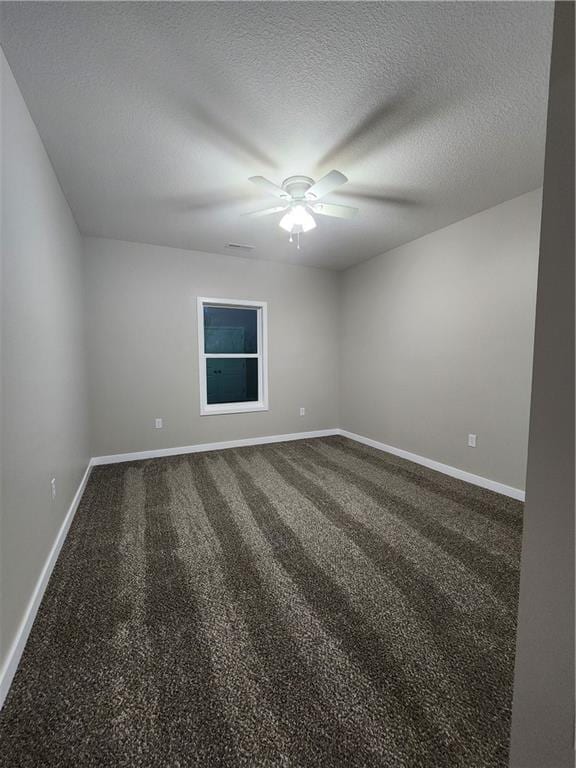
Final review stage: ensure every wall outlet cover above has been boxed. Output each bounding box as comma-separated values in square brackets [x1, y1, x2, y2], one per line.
[299, 407, 306, 416]
[468, 433, 477, 447]
[155, 418, 163, 429]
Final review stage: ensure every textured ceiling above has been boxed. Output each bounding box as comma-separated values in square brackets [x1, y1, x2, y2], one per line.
[0, 2, 553, 270]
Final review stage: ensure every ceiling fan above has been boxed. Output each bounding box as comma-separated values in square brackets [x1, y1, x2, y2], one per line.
[245, 170, 358, 248]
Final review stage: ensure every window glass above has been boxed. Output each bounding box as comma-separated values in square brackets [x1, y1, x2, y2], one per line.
[204, 306, 257, 354]
[206, 358, 259, 404]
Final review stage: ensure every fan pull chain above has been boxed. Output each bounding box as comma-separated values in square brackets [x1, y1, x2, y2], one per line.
[287, 231, 301, 249]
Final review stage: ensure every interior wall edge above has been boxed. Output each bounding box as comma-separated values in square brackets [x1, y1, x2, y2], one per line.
[509, 1, 575, 764]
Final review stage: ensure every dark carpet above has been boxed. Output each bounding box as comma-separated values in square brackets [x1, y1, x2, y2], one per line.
[0, 436, 523, 767]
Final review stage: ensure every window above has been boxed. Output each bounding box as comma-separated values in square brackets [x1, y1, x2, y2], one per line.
[197, 297, 268, 416]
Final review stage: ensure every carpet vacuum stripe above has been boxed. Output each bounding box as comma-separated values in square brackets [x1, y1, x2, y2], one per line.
[0, 437, 523, 767]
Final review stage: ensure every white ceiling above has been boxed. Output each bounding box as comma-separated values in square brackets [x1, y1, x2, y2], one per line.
[0, 2, 553, 270]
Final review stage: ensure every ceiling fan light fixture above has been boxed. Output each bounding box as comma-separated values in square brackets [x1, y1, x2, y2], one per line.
[279, 205, 316, 234]
[247, 172, 354, 249]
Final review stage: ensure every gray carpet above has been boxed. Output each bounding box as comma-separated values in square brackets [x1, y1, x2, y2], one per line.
[0, 436, 523, 767]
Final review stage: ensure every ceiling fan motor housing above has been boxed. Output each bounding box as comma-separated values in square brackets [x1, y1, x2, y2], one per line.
[281, 176, 315, 201]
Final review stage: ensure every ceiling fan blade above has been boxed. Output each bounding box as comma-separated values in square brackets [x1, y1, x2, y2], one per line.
[248, 176, 291, 200]
[305, 170, 348, 200]
[310, 202, 358, 219]
[243, 205, 288, 218]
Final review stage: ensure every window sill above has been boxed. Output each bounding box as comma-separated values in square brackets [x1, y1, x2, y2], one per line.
[200, 402, 269, 416]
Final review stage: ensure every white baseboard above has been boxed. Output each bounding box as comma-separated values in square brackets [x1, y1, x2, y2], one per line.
[90, 429, 341, 466]
[0, 462, 93, 711]
[339, 430, 525, 501]
[91, 427, 525, 500]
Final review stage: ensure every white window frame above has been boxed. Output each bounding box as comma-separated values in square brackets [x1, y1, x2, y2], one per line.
[197, 297, 269, 416]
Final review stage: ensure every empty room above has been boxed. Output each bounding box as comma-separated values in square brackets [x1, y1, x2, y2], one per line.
[0, 2, 573, 767]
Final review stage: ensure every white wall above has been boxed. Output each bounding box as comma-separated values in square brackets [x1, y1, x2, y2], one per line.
[84, 237, 340, 457]
[85, 190, 541, 492]
[339, 189, 541, 491]
[0, 52, 90, 666]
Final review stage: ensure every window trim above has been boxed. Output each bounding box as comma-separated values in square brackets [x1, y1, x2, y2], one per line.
[197, 297, 269, 416]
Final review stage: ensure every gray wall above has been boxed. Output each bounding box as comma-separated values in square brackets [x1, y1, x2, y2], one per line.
[339, 189, 542, 491]
[84, 237, 340, 457]
[0, 52, 90, 666]
[509, 2, 575, 765]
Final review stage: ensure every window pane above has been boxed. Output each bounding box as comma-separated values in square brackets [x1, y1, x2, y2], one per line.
[204, 306, 258, 354]
[206, 358, 259, 404]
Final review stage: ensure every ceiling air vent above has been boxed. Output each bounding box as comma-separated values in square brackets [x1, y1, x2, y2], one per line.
[226, 242, 254, 251]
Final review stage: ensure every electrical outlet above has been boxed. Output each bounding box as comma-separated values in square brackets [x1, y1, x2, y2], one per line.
[155, 418, 163, 429]
[468, 433, 477, 448]
[50, 477, 56, 500]
[299, 407, 306, 416]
